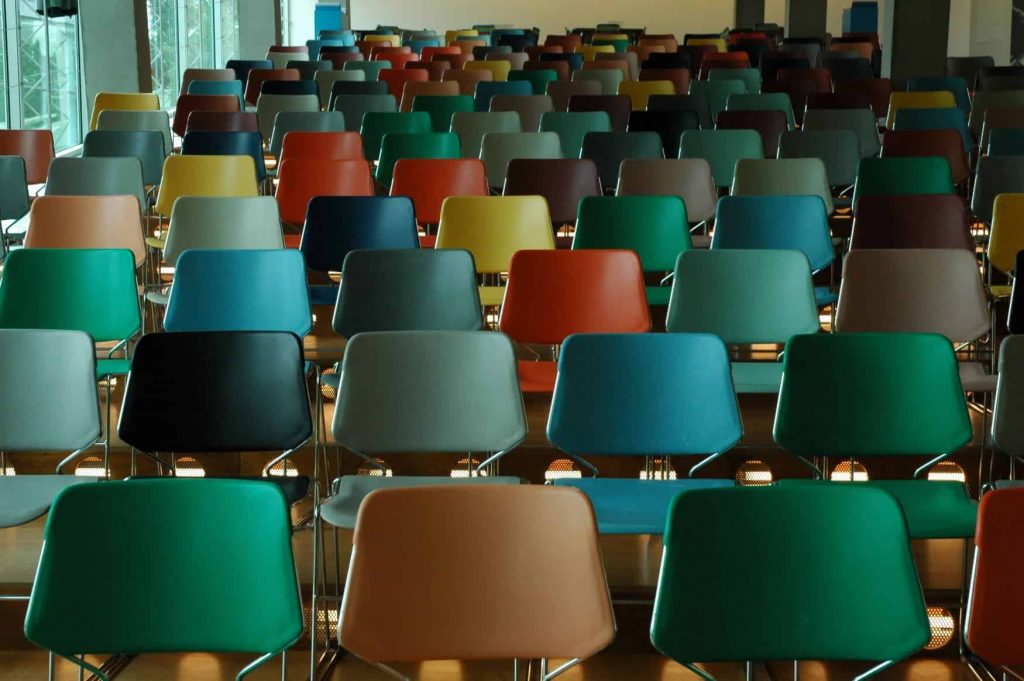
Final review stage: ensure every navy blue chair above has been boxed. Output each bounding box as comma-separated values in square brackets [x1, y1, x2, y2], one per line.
[260, 79, 319, 97]
[180, 130, 267, 182]
[473, 80, 532, 112]
[226, 59, 272, 83]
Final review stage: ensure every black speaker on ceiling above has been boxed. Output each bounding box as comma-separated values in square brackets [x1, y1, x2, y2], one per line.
[36, 0, 78, 18]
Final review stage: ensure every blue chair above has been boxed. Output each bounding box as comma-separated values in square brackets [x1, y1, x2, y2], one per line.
[988, 128, 1024, 156]
[547, 333, 741, 534]
[473, 80, 532, 112]
[180, 130, 267, 182]
[187, 79, 244, 108]
[163, 249, 312, 337]
[299, 196, 419, 306]
[712, 195, 837, 306]
[893, 107, 971, 155]
[907, 76, 971, 112]
[225, 59, 272, 83]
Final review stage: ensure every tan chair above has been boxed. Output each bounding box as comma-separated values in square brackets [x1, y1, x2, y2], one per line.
[441, 68, 493, 96]
[836, 248, 994, 392]
[24, 195, 146, 268]
[339, 485, 616, 669]
[616, 158, 717, 225]
[488, 94, 554, 131]
[399, 81, 459, 112]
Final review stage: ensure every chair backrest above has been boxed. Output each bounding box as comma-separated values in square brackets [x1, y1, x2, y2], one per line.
[778, 129, 860, 187]
[226, 58, 273, 83]
[268, 110, 346, 159]
[836, 248, 990, 343]
[886, 90, 957, 129]
[162, 196, 283, 266]
[0, 129, 55, 186]
[510, 67, 560, 96]
[181, 130, 266, 182]
[360, 111, 432, 160]
[334, 331, 526, 453]
[626, 110, 700, 158]
[25, 195, 146, 267]
[25, 479, 302, 660]
[666, 249, 819, 343]
[647, 93, 713, 129]
[340, 485, 613, 662]
[947, 55, 994, 83]
[279, 131, 364, 165]
[850, 194, 974, 251]
[712, 195, 833, 272]
[82, 130, 166, 186]
[652, 485, 929, 667]
[836, 78, 894, 117]
[0, 248, 140, 344]
[375, 132, 461, 186]
[441, 68, 494, 96]
[882, 129, 969, 185]
[410, 94, 475, 133]
[436, 196, 555, 273]
[774, 332, 971, 457]
[546, 79, 602, 111]
[301, 195, 417, 275]
[479, 131, 562, 188]
[853, 157, 954, 209]
[726, 92, 796, 129]
[615, 158, 717, 224]
[45, 157, 146, 211]
[333, 93, 397, 132]
[566, 94, 632, 133]
[574, 195, 690, 272]
[118, 332, 311, 452]
[399, 81, 459, 112]
[488, 94, 554, 131]
[0, 329, 100, 452]
[538, 111, 611, 159]
[989, 128, 1024, 156]
[164, 250, 311, 337]
[989, 194, 1024, 276]
[473, 81, 533, 114]
[379, 67, 429, 99]
[972, 156, 1024, 224]
[980, 106, 1024, 150]
[389, 158, 488, 224]
[255, 94, 320, 138]
[316, 69, 365, 108]
[715, 109, 787, 158]
[730, 158, 834, 215]
[688, 80, 747, 121]
[89, 92, 160, 130]
[244, 68, 300, 104]
[969, 91, 1024, 136]
[503, 159, 602, 225]
[172, 94, 241, 136]
[0, 156, 28, 225]
[275, 159, 375, 224]
[155, 155, 259, 217]
[907, 76, 971, 112]
[892, 107, 971, 156]
[184, 110, 259, 134]
[581, 131, 664, 189]
[95, 109, 173, 156]
[450, 111, 522, 159]
[679, 129, 764, 189]
[334, 249, 482, 338]
[187, 78, 245, 106]
[498, 250, 651, 345]
[802, 108, 881, 158]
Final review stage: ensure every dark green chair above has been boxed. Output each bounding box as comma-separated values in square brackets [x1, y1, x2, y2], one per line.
[852, 157, 955, 210]
[573, 196, 691, 305]
[359, 111, 432, 161]
[411, 94, 474, 133]
[375, 132, 461, 186]
[679, 129, 764, 189]
[539, 111, 611, 159]
[509, 68, 559, 95]
[652, 485, 930, 679]
[24, 479, 303, 680]
[774, 332, 977, 539]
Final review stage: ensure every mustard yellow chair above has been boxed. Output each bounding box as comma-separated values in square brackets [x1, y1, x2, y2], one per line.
[885, 91, 957, 130]
[436, 196, 555, 306]
[363, 34, 400, 46]
[445, 29, 479, 45]
[988, 193, 1024, 298]
[619, 80, 676, 110]
[90, 92, 161, 131]
[465, 60, 512, 82]
[575, 45, 616, 62]
[154, 155, 259, 220]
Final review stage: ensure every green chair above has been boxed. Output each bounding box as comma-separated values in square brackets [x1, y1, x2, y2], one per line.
[359, 111, 432, 161]
[707, 67, 762, 95]
[688, 80, 746, 119]
[375, 132, 461, 186]
[667, 249, 819, 393]
[573, 196, 691, 306]
[24, 479, 303, 681]
[774, 332, 977, 539]
[852, 157, 955, 210]
[412, 94, 474, 133]
[726, 92, 796, 129]
[679, 129, 764, 189]
[509, 68, 558, 95]
[652, 485, 930, 680]
[539, 111, 611, 159]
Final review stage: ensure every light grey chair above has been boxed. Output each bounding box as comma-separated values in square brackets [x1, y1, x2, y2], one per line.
[255, 93, 320, 139]
[315, 70, 365, 109]
[268, 110, 346, 160]
[82, 129, 166, 186]
[45, 157, 146, 210]
[332, 93, 397, 132]
[96, 109, 173, 156]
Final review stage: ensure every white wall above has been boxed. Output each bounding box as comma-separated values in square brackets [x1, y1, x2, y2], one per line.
[765, 0, 787, 27]
[971, 0, 1012, 63]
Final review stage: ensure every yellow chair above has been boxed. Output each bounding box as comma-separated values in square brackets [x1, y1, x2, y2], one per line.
[154, 155, 259, 219]
[445, 29, 479, 45]
[885, 91, 957, 130]
[90, 92, 161, 131]
[619, 80, 676, 110]
[987, 193, 1024, 298]
[687, 37, 727, 52]
[465, 60, 511, 82]
[363, 34, 400, 45]
[436, 196, 555, 306]
[575, 45, 616, 62]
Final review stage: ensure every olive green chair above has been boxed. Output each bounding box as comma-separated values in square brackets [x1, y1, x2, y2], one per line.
[539, 111, 612, 159]
[573, 196, 691, 305]
[652, 485, 930, 680]
[679, 129, 764, 189]
[450, 111, 523, 159]
[375, 132, 461, 186]
[412, 95, 474, 133]
[852, 157, 955, 211]
[24, 479, 303, 681]
[731, 158, 834, 215]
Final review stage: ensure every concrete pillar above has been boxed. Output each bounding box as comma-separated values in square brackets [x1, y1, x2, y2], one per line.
[238, 0, 279, 59]
[786, 0, 828, 38]
[736, 0, 767, 28]
[882, 0, 951, 78]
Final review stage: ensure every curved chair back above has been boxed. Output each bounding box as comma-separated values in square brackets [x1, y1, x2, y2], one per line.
[268, 110, 346, 159]
[300, 196, 418, 276]
[171, 94, 240, 137]
[89, 92, 160, 131]
[712, 196, 832, 272]
[489, 94, 554, 131]
[436, 196, 555, 276]
[96, 110, 173, 156]
[892, 107, 971, 156]
[581, 131, 664, 189]
[226, 58, 273, 83]
[778, 129, 860, 187]
[726, 92, 796, 128]
[615, 158, 717, 224]
[989, 194, 1024, 275]
[25, 196, 146, 267]
[244, 68, 300, 105]
[360, 111, 432, 160]
[852, 157, 954, 210]
[332, 93, 397, 132]
[802, 108, 881, 158]
[574, 195, 691, 273]
[317, 69, 365, 109]
[410, 94, 474, 133]
[715, 109, 787, 158]
[0, 129, 54, 185]
[850, 195, 973, 251]
[969, 91, 1024, 136]
[187, 79, 245, 107]
[275, 159, 374, 224]
[545, 80, 601, 111]
[45, 157, 146, 210]
[375, 132, 461, 186]
[566, 94, 632, 133]
[479, 131, 562, 189]
[390, 159, 488, 225]
[255, 94, 320, 139]
[155, 155, 258, 218]
[279, 131, 364, 163]
[82, 130, 166, 186]
[0, 156, 29, 225]
[626, 110, 699, 158]
[450, 111, 522, 159]
[972, 156, 1024, 225]
[882, 129, 969, 185]
[503, 159, 602, 226]
[993, 336, 1024, 458]
[163, 196, 283, 266]
[181, 130, 266, 182]
[886, 90, 957, 129]
[731, 158, 833, 214]
[539, 111, 611, 159]
[688, 80, 746, 120]
[184, 110, 258, 134]
[679, 129, 764, 189]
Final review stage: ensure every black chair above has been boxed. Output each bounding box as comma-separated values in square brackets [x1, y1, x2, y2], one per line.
[647, 94, 713, 130]
[946, 55, 995, 85]
[760, 55, 810, 80]
[1009, 251, 1024, 335]
[260, 79, 319, 97]
[118, 331, 313, 504]
[226, 58, 272, 83]
[180, 130, 267, 182]
[581, 131, 664, 189]
[823, 55, 873, 81]
[82, 130, 166, 186]
[627, 110, 700, 158]
[499, 34, 537, 51]
[642, 52, 692, 70]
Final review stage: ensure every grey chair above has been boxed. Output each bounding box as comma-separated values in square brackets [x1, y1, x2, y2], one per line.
[581, 131, 664, 189]
[572, 68, 625, 96]
[778, 129, 861, 189]
[0, 156, 30, 246]
[95, 109, 173, 156]
[971, 156, 1024, 225]
[489, 94, 554, 132]
[330, 80, 390, 110]
[451, 111, 522, 159]
[255, 93, 320, 139]
[45, 157, 146, 210]
[993, 335, 1024, 475]
[0, 329, 102, 529]
[287, 59, 331, 80]
[802, 108, 881, 158]
[332, 93, 397, 132]
[316, 69, 365, 109]
[479, 131, 562, 189]
[82, 130, 166, 186]
[268, 110, 346, 160]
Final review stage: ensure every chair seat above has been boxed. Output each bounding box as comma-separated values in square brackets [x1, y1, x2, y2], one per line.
[646, 285, 672, 306]
[0, 475, 100, 528]
[517, 359, 557, 393]
[960, 362, 997, 393]
[143, 289, 169, 306]
[732, 361, 783, 394]
[309, 284, 339, 306]
[321, 474, 522, 529]
[97, 358, 131, 378]
[479, 285, 505, 307]
[553, 477, 735, 534]
[778, 479, 977, 539]
[283, 234, 301, 249]
[814, 286, 838, 306]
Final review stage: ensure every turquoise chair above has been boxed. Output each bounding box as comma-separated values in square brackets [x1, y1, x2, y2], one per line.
[893, 107, 972, 155]
[539, 111, 611, 159]
[712, 195, 836, 306]
[908, 76, 971, 112]
[707, 67, 761, 95]
[679, 129, 764, 188]
[187, 79, 245, 108]
[547, 333, 741, 533]
[474, 80, 532, 112]
[509, 68, 559, 95]
[725, 92, 796, 129]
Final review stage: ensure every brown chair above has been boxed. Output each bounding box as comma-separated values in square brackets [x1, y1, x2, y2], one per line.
[406, 61, 450, 82]
[881, 130, 970, 185]
[616, 158, 717, 225]
[597, 52, 639, 80]
[850, 195, 974, 252]
[244, 68, 300, 106]
[804, 91, 873, 114]
[545, 34, 583, 52]
[981, 107, 1024, 152]
[399, 81, 459, 112]
[546, 80, 601, 111]
[639, 68, 691, 96]
[640, 35, 679, 53]
[567, 94, 632, 133]
[24, 195, 146, 267]
[489, 95, 554, 131]
[525, 45, 564, 60]
[185, 111, 259, 134]
[441, 68, 493, 96]
[339, 486, 615, 668]
[503, 158, 602, 229]
[171, 95, 242, 138]
[180, 68, 236, 95]
[716, 110, 788, 158]
[834, 78, 893, 119]
[0, 129, 54, 185]
[630, 44, 668, 64]
[525, 60, 569, 81]
[777, 67, 831, 92]
[323, 52, 365, 70]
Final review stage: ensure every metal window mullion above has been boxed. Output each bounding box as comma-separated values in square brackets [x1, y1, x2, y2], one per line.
[6, 0, 23, 128]
[175, 0, 186, 86]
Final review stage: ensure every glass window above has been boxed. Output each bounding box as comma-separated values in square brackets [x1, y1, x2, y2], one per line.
[147, 0, 177, 108]
[182, 0, 214, 70]
[216, 0, 238, 65]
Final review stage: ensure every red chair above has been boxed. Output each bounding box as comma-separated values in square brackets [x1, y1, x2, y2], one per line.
[716, 110, 788, 158]
[269, 45, 308, 54]
[379, 53, 421, 70]
[279, 132, 366, 163]
[390, 158, 488, 246]
[244, 68, 300, 105]
[185, 111, 259, 134]
[499, 249, 651, 393]
[370, 45, 412, 59]
[422, 46, 462, 62]
[379, 68, 429, 99]
[323, 52, 365, 70]
[171, 94, 240, 137]
[850, 194, 974, 251]
[276, 159, 375, 224]
[0, 129, 54, 184]
[881, 130, 970, 185]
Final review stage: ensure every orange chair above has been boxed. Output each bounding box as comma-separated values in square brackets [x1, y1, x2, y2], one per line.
[275, 159, 375, 224]
[630, 44, 668, 63]
[442, 69, 493, 96]
[545, 35, 583, 52]
[450, 39, 486, 55]
[390, 158, 488, 245]
[279, 132, 365, 163]
[172, 94, 240, 137]
[498, 249, 651, 392]
[639, 35, 679, 52]
[244, 68, 300, 105]
[24, 195, 146, 267]
[700, 52, 751, 79]
[0, 129, 54, 185]
[379, 68, 429, 99]
[422, 46, 462, 62]
[370, 46, 412, 59]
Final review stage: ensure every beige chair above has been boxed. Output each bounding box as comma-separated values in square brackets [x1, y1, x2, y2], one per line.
[339, 485, 615, 670]
[488, 94, 554, 131]
[399, 80, 459, 112]
[731, 158, 834, 215]
[25, 195, 146, 268]
[836, 248, 994, 392]
[255, 93, 320, 139]
[616, 158, 718, 225]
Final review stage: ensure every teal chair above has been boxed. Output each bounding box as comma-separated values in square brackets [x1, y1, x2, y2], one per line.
[852, 156, 955, 210]
[509, 68, 559, 95]
[774, 332, 977, 540]
[547, 333, 741, 533]
[652, 485, 930, 680]
[666, 249, 819, 393]
[679, 129, 764, 188]
[375, 131, 461, 186]
[688, 79, 746, 119]
[411, 94, 474, 132]
[473, 80, 532, 112]
[359, 111, 431, 160]
[908, 76, 971, 112]
[187, 79, 245, 108]
[573, 195, 691, 306]
[343, 60, 391, 80]
[539, 111, 611, 158]
[24, 479, 303, 681]
[707, 67, 761, 95]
